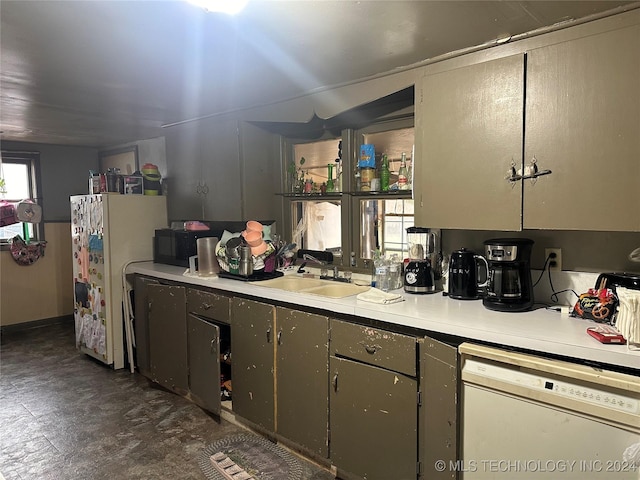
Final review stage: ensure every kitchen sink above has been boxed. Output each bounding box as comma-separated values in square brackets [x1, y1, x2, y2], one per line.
[257, 276, 370, 298]
[257, 276, 327, 292]
[302, 283, 370, 298]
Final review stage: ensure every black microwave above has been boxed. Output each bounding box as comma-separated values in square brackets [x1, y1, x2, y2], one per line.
[153, 229, 218, 267]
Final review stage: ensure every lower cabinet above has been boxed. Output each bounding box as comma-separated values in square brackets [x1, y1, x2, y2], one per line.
[329, 319, 419, 480]
[276, 307, 329, 457]
[187, 314, 222, 415]
[148, 284, 188, 394]
[135, 276, 461, 480]
[133, 275, 160, 378]
[186, 289, 231, 417]
[230, 297, 275, 431]
[419, 337, 459, 480]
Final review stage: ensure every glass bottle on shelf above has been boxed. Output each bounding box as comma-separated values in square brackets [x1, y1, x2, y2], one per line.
[380, 154, 390, 192]
[398, 152, 409, 190]
[326, 163, 335, 192]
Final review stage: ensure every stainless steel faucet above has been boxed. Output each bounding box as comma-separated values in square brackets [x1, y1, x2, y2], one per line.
[303, 253, 327, 265]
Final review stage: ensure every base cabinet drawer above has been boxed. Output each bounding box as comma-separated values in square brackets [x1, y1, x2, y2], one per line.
[331, 319, 417, 376]
[187, 289, 230, 322]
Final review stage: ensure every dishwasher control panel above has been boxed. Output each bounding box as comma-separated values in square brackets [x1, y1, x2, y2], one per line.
[463, 359, 639, 416]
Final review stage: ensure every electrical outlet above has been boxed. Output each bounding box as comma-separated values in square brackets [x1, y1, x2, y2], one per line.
[545, 248, 562, 272]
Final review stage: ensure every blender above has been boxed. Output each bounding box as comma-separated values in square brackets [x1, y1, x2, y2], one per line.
[404, 227, 436, 294]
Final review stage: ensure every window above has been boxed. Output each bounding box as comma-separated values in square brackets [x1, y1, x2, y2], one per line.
[0, 151, 43, 245]
[281, 115, 415, 270]
[288, 137, 343, 255]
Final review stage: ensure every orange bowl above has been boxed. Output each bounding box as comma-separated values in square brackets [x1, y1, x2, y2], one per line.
[246, 220, 263, 233]
[251, 241, 268, 256]
[245, 230, 263, 247]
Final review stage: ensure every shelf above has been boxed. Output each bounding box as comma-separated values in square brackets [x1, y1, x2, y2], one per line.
[349, 190, 412, 197]
[278, 192, 343, 199]
[277, 190, 412, 199]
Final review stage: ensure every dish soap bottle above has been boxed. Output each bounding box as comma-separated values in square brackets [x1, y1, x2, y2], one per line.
[398, 152, 409, 190]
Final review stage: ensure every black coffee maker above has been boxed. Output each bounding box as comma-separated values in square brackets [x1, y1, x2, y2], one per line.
[483, 238, 534, 312]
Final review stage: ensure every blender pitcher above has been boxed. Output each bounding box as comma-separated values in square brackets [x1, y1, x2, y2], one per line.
[404, 227, 436, 294]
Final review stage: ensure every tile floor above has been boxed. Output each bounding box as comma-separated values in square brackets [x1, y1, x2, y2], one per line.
[0, 321, 332, 480]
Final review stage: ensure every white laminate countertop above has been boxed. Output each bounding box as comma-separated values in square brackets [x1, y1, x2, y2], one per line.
[126, 261, 640, 372]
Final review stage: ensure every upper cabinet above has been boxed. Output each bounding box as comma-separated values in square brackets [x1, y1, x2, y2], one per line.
[165, 119, 278, 222]
[524, 23, 640, 231]
[416, 54, 524, 231]
[415, 16, 640, 232]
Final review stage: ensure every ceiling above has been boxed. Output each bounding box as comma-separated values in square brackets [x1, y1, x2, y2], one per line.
[1, 0, 636, 149]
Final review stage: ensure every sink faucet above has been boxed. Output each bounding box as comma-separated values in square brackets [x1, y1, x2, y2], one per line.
[303, 253, 327, 265]
[318, 265, 351, 283]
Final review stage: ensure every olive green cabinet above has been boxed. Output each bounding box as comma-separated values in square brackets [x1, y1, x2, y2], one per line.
[419, 337, 459, 480]
[416, 17, 640, 232]
[329, 319, 419, 480]
[276, 307, 329, 458]
[148, 284, 188, 394]
[165, 119, 278, 222]
[416, 54, 525, 231]
[133, 275, 160, 378]
[523, 22, 640, 231]
[186, 289, 231, 417]
[230, 297, 275, 431]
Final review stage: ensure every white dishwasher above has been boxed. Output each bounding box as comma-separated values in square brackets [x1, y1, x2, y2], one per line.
[459, 343, 640, 480]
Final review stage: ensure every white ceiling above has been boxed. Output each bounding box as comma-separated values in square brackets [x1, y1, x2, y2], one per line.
[1, 0, 636, 148]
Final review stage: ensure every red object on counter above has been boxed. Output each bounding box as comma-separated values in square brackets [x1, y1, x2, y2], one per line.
[586, 326, 626, 344]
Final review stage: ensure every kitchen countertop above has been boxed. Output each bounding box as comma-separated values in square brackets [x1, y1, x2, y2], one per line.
[126, 261, 640, 373]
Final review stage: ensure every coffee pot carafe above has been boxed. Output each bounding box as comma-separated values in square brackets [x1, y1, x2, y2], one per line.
[483, 238, 534, 312]
[448, 248, 489, 300]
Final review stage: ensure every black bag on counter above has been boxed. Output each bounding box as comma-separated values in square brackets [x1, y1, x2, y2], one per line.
[571, 287, 618, 324]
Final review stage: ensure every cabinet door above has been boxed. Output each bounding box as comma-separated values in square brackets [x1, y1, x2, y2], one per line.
[524, 24, 640, 231]
[133, 275, 159, 378]
[187, 314, 221, 416]
[330, 356, 418, 480]
[230, 297, 275, 430]
[148, 284, 188, 394]
[416, 54, 524, 230]
[276, 308, 329, 457]
[200, 119, 243, 220]
[419, 337, 459, 480]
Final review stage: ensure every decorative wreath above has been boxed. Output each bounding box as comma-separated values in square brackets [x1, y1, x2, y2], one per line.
[9, 235, 47, 266]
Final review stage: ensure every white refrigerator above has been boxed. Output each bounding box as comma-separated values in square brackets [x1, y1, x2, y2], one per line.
[71, 194, 168, 369]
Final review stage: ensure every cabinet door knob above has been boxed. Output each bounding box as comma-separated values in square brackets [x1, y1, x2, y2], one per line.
[332, 373, 339, 392]
[202, 303, 212, 310]
[210, 338, 216, 353]
[277, 330, 282, 345]
[266, 327, 271, 344]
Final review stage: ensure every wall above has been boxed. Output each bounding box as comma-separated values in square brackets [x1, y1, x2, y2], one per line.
[2, 141, 100, 221]
[1, 217, 74, 326]
[1, 141, 98, 326]
[108, 136, 167, 180]
[0, 139, 171, 327]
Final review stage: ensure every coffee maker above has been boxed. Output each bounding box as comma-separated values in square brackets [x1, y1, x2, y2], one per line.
[404, 227, 438, 294]
[483, 238, 534, 312]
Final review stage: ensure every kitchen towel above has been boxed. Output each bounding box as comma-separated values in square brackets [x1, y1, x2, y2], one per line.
[357, 287, 404, 305]
[615, 286, 640, 349]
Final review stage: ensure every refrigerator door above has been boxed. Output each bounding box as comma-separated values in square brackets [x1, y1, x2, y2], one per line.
[71, 194, 167, 369]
